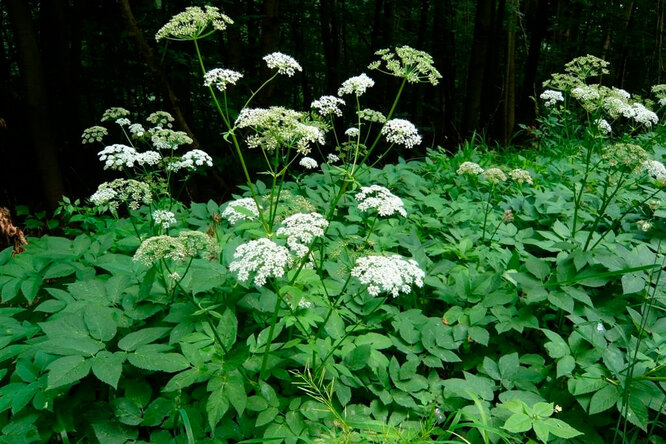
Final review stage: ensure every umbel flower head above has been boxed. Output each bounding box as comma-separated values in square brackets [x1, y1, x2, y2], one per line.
[601, 143, 649, 170]
[221, 197, 261, 225]
[90, 179, 152, 211]
[369, 45, 442, 85]
[539, 90, 564, 107]
[204, 68, 243, 92]
[642, 160, 666, 186]
[456, 161, 484, 176]
[351, 254, 425, 297]
[355, 185, 406, 217]
[147, 111, 175, 128]
[276, 212, 329, 258]
[166, 149, 213, 172]
[133, 230, 220, 266]
[482, 167, 507, 184]
[564, 54, 610, 80]
[155, 6, 233, 41]
[263, 52, 302, 77]
[235, 107, 325, 154]
[152, 209, 177, 229]
[381, 119, 422, 149]
[508, 168, 533, 185]
[338, 73, 375, 96]
[311, 96, 345, 117]
[98, 144, 139, 170]
[299, 156, 318, 170]
[82, 126, 108, 144]
[358, 108, 386, 123]
[229, 238, 294, 286]
[101, 107, 130, 122]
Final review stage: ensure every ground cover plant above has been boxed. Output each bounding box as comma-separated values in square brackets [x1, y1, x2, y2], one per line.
[1, 6, 666, 444]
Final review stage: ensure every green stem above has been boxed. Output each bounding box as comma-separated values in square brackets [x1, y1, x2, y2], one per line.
[583, 170, 627, 251]
[259, 282, 283, 381]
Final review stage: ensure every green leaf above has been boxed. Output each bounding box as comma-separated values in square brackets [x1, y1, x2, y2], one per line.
[43, 263, 77, 279]
[225, 371, 247, 416]
[532, 402, 553, 418]
[544, 418, 582, 438]
[621, 272, 645, 294]
[499, 352, 519, 380]
[91, 351, 125, 389]
[533, 420, 549, 443]
[345, 344, 371, 371]
[46, 355, 91, 389]
[112, 398, 143, 426]
[92, 421, 138, 444]
[218, 309, 238, 350]
[556, 355, 575, 378]
[542, 329, 569, 359]
[589, 384, 620, 414]
[503, 412, 533, 433]
[127, 350, 189, 373]
[117, 327, 171, 351]
[467, 326, 489, 346]
[324, 312, 345, 339]
[20, 276, 41, 303]
[256, 406, 279, 427]
[142, 398, 174, 427]
[356, 332, 393, 350]
[84, 305, 117, 342]
[163, 368, 202, 392]
[526, 256, 550, 280]
[207, 386, 229, 430]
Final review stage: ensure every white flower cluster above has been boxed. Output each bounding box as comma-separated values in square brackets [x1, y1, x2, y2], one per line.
[152, 209, 177, 229]
[276, 212, 328, 257]
[539, 90, 564, 107]
[98, 144, 139, 170]
[229, 238, 294, 286]
[629, 103, 659, 127]
[482, 167, 507, 184]
[167, 149, 213, 172]
[129, 123, 146, 138]
[571, 85, 601, 106]
[338, 73, 375, 96]
[351, 255, 425, 297]
[115, 118, 131, 127]
[155, 6, 233, 41]
[101, 107, 130, 122]
[456, 161, 484, 176]
[596, 118, 612, 135]
[637, 220, 652, 232]
[90, 179, 152, 211]
[603, 96, 659, 127]
[81, 126, 108, 144]
[134, 231, 220, 266]
[508, 168, 533, 185]
[358, 108, 386, 123]
[263, 52, 302, 77]
[370, 46, 442, 85]
[204, 68, 243, 92]
[381, 119, 422, 149]
[221, 197, 260, 225]
[642, 160, 666, 185]
[235, 107, 325, 154]
[345, 127, 360, 138]
[299, 156, 318, 170]
[151, 129, 193, 150]
[311, 96, 345, 117]
[356, 185, 406, 217]
[327, 153, 340, 163]
[136, 151, 162, 166]
[147, 111, 175, 128]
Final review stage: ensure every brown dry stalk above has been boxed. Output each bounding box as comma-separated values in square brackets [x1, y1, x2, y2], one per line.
[0, 207, 28, 255]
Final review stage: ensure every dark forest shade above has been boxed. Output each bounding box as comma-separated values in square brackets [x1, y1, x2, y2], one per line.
[1, 0, 664, 209]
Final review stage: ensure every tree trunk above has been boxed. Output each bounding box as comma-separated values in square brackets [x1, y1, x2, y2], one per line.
[503, 0, 519, 145]
[320, 0, 340, 93]
[432, 0, 458, 146]
[463, 0, 494, 135]
[518, 0, 549, 123]
[117, 0, 199, 148]
[6, 0, 65, 210]
[615, 2, 636, 88]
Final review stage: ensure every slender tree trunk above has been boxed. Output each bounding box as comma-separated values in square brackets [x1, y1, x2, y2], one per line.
[480, 0, 504, 134]
[615, 2, 636, 88]
[519, 0, 549, 123]
[463, 0, 494, 135]
[320, 0, 340, 93]
[433, 0, 458, 145]
[117, 0, 199, 148]
[503, 0, 519, 145]
[6, 0, 65, 210]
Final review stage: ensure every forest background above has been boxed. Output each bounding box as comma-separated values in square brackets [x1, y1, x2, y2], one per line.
[1, 0, 664, 212]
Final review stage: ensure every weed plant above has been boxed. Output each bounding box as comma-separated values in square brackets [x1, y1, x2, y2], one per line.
[1, 8, 666, 444]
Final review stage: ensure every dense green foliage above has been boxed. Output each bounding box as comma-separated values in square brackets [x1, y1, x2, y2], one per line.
[2, 5, 666, 444]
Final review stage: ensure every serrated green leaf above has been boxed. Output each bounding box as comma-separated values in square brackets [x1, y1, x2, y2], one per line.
[91, 351, 125, 389]
[532, 402, 553, 418]
[84, 305, 117, 342]
[345, 344, 371, 371]
[207, 386, 229, 429]
[127, 351, 189, 372]
[499, 352, 519, 380]
[163, 368, 202, 392]
[43, 263, 76, 279]
[533, 420, 549, 443]
[142, 397, 174, 427]
[20, 276, 41, 303]
[46, 355, 91, 389]
[112, 398, 143, 426]
[218, 309, 237, 350]
[117, 327, 171, 351]
[589, 384, 620, 414]
[225, 371, 247, 416]
[556, 355, 575, 378]
[526, 256, 550, 280]
[256, 406, 279, 427]
[544, 418, 582, 438]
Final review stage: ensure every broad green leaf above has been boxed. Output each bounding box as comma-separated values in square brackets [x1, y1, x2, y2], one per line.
[533, 420, 549, 443]
[163, 368, 203, 392]
[324, 311, 345, 339]
[112, 398, 143, 426]
[256, 406, 279, 427]
[127, 351, 189, 373]
[40, 335, 105, 356]
[20, 276, 41, 303]
[91, 351, 125, 389]
[46, 355, 91, 389]
[556, 355, 575, 378]
[544, 418, 582, 438]
[225, 371, 247, 416]
[92, 421, 138, 444]
[345, 344, 371, 371]
[207, 386, 230, 430]
[142, 398, 174, 427]
[217, 309, 238, 350]
[503, 412, 532, 433]
[84, 305, 117, 342]
[117, 327, 171, 351]
[542, 329, 569, 359]
[499, 352, 519, 380]
[467, 326, 489, 346]
[356, 332, 393, 350]
[589, 384, 620, 414]
[526, 256, 550, 280]
[532, 402, 553, 417]
[43, 263, 76, 279]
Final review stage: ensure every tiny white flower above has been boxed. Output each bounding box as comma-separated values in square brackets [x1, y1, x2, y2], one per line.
[381, 119, 422, 149]
[128, 123, 146, 138]
[276, 212, 328, 258]
[229, 238, 294, 286]
[338, 73, 375, 96]
[596, 118, 612, 135]
[456, 161, 484, 176]
[204, 68, 243, 92]
[539, 90, 564, 107]
[596, 322, 605, 332]
[98, 144, 139, 170]
[263, 52, 302, 77]
[311, 95, 345, 117]
[115, 117, 131, 126]
[327, 153, 340, 163]
[637, 220, 652, 232]
[355, 185, 406, 217]
[152, 209, 177, 229]
[299, 156, 318, 170]
[351, 255, 425, 297]
[345, 127, 360, 138]
[221, 197, 260, 225]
